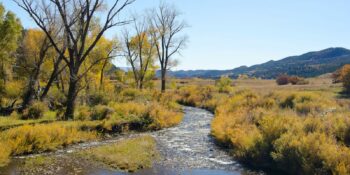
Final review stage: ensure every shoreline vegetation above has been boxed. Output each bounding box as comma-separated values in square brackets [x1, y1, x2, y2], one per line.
[0, 87, 184, 171]
[176, 77, 350, 175]
[0, 1, 187, 171]
[76, 135, 159, 172]
[0, 89, 183, 169]
[9, 135, 158, 174]
[1, 0, 350, 174]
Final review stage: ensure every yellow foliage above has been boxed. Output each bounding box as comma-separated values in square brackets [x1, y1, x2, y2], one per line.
[178, 84, 350, 173]
[148, 103, 183, 129]
[0, 123, 97, 156]
[0, 142, 11, 167]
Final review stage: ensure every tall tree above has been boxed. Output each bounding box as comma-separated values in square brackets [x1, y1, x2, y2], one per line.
[149, 3, 187, 92]
[15, 0, 135, 119]
[79, 36, 117, 94]
[122, 16, 156, 90]
[89, 37, 117, 91]
[0, 3, 22, 86]
[16, 29, 53, 111]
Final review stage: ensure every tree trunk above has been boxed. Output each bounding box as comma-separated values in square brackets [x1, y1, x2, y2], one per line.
[64, 67, 79, 120]
[40, 73, 55, 101]
[20, 65, 42, 112]
[64, 78, 78, 120]
[140, 81, 144, 90]
[20, 75, 38, 111]
[99, 71, 104, 91]
[99, 61, 107, 91]
[40, 58, 63, 101]
[161, 71, 166, 93]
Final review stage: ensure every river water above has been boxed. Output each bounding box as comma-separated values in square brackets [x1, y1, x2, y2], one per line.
[0, 107, 262, 175]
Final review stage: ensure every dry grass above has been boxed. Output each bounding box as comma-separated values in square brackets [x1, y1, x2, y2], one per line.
[0, 123, 98, 167]
[0, 111, 56, 130]
[78, 135, 158, 172]
[176, 78, 350, 174]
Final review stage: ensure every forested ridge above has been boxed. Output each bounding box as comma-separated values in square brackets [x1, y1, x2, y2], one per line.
[166, 47, 350, 79]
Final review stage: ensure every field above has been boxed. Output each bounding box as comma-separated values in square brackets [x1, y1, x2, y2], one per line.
[175, 76, 350, 174]
[1, 75, 350, 174]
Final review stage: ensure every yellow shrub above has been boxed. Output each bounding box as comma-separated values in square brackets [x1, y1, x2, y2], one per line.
[177, 85, 215, 107]
[211, 112, 238, 143]
[206, 86, 350, 173]
[0, 142, 11, 167]
[4, 81, 24, 99]
[110, 102, 148, 118]
[0, 124, 97, 156]
[273, 132, 350, 174]
[148, 103, 183, 129]
[227, 124, 263, 160]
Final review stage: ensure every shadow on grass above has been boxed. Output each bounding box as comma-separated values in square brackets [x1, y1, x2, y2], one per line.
[336, 90, 350, 99]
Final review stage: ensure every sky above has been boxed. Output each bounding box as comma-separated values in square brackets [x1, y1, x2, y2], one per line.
[2, 0, 350, 70]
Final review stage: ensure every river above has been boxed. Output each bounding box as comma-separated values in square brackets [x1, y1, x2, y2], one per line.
[0, 107, 262, 175]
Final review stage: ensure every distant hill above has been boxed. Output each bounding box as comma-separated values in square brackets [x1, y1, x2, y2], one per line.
[166, 47, 350, 79]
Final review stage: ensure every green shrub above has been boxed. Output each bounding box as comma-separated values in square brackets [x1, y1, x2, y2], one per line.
[216, 76, 233, 93]
[22, 101, 48, 120]
[90, 105, 114, 120]
[46, 87, 66, 110]
[87, 92, 110, 106]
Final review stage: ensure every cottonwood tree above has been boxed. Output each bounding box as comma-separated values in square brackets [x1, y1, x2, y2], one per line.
[16, 29, 53, 111]
[15, 0, 135, 119]
[0, 3, 22, 114]
[122, 16, 156, 90]
[149, 3, 187, 92]
[81, 36, 117, 92]
[0, 3, 22, 86]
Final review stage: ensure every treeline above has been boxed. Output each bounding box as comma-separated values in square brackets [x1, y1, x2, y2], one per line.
[0, 0, 187, 120]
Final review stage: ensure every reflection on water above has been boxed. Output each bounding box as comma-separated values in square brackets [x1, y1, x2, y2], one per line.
[0, 107, 262, 175]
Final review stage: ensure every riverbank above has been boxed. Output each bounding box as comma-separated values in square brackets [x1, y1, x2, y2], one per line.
[0, 90, 183, 169]
[0, 106, 261, 175]
[176, 80, 350, 175]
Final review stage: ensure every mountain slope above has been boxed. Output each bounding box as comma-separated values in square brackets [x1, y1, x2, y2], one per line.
[167, 47, 350, 79]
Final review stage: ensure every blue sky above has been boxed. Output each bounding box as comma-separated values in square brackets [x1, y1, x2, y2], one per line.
[2, 0, 350, 70]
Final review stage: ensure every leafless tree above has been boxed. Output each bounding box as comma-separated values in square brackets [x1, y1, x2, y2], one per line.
[121, 15, 156, 90]
[149, 2, 188, 92]
[14, 0, 135, 119]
